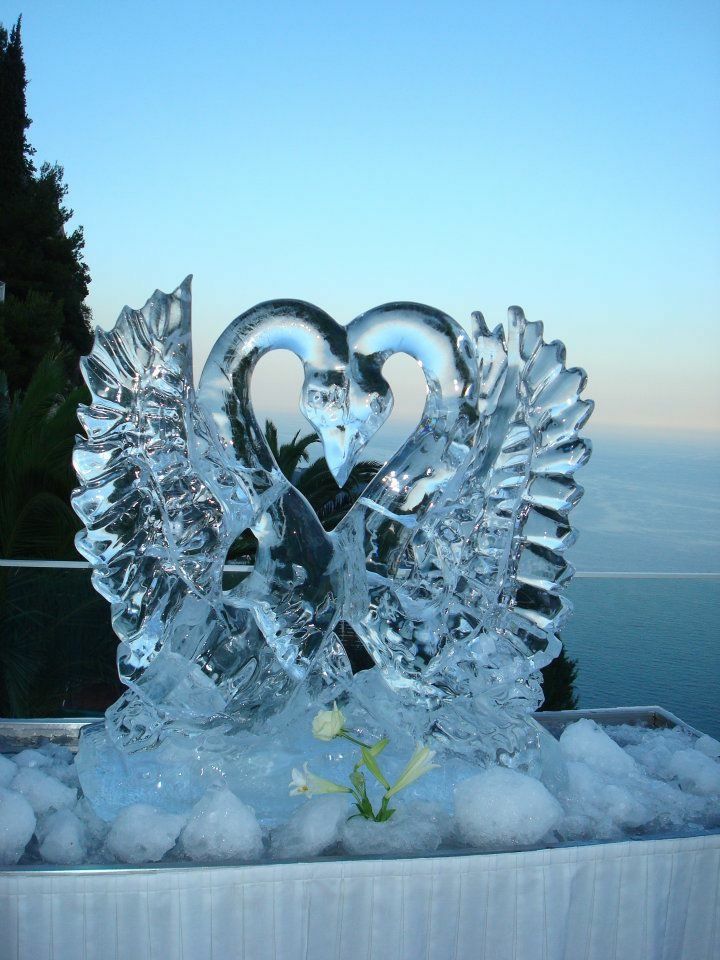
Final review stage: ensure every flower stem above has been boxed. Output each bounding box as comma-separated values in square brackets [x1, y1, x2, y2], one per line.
[340, 731, 370, 748]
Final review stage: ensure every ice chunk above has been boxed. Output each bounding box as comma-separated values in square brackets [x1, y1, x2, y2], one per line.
[38, 809, 87, 865]
[13, 748, 52, 768]
[272, 795, 349, 860]
[454, 767, 563, 847]
[37, 742, 74, 764]
[560, 760, 649, 836]
[623, 727, 693, 780]
[0, 787, 36, 864]
[179, 788, 263, 862]
[0, 754, 17, 788]
[75, 797, 110, 852]
[557, 722, 720, 840]
[609, 723, 694, 749]
[342, 803, 443, 857]
[106, 804, 186, 863]
[48, 762, 80, 788]
[559, 719, 637, 776]
[10, 767, 77, 816]
[667, 749, 720, 796]
[619, 727, 720, 801]
[600, 784, 649, 829]
[695, 735, 720, 759]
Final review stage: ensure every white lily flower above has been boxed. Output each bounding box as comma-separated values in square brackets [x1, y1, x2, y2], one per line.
[289, 762, 350, 797]
[385, 744, 438, 798]
[311, 702, 346, 741]
[289, 765, 311, 796]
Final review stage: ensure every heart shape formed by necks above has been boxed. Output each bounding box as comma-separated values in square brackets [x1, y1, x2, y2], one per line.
[199, 299, 395, 487]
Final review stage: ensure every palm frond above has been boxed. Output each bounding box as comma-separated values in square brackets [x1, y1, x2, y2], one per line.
[5, 354, 67, 463]
[264, 419, 280, 460]
[264, 419, 319, 482]
[277, 432, 318, 479]
[5, 491, 79, 559]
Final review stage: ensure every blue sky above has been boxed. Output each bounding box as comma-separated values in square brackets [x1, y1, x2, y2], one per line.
[4, 0, 719, 434]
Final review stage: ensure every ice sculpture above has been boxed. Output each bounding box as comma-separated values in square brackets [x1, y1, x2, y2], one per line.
[72, 279, 592, 819]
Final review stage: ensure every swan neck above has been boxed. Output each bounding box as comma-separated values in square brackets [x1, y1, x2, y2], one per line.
[348, 303, 476, 405]
[198, 301, 348, 464]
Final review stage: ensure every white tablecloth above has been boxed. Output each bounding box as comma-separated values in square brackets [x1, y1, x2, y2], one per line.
[1, 833, 718, 960]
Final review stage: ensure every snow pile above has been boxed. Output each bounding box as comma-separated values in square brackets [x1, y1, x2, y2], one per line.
[0, 754, 16, 789]
[180, 788, 263, 862]
[37, 809, 87, 865]
[13, 748, 53, 769]
[342, 802, 444, 857]
[10, 767, 77, 817]
[106, 804, 186, 864]
[696, 735, 720, 759]
[0, 787, 36, 865]
[555, 721, 720, 842]
[559, 718, 638, 776]
[0, 720, 718, 866]
[667, 750, 720, 796]
[271, 795, 348, 860]
[454, 768, 562, 847]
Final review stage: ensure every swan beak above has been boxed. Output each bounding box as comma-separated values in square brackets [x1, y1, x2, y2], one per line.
[320, 426, 361, 488]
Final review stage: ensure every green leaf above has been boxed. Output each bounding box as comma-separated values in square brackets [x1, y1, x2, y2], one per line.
[349, 768, 366, 794]
[360, 745, 391, 790]
[354, 796, 375, 820]
[368, 737, 389, 757]
[376, 796, 396, 822]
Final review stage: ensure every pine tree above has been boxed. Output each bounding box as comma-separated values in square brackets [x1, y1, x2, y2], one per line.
[539, 645, 579, 711]
[0, 18, 34, 192]
[0, 17, 92, 389]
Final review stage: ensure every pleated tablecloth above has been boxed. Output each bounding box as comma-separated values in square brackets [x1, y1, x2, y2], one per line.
[1, 833, 719, 960]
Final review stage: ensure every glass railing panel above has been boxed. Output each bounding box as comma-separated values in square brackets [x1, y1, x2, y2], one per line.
[0, 562, 718, 738]
[0, 562, 118, 718]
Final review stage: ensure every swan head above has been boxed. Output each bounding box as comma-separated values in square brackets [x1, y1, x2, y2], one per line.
[300, 366, 393, 487]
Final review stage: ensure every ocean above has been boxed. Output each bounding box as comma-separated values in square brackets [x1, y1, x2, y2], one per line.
[275, 415, 720, 737]
[564, 429, 720, 738]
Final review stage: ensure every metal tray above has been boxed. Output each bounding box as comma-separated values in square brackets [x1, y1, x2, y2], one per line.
[1, 706, 712, 876]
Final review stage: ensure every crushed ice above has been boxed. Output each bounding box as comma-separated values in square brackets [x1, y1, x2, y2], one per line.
[0, 721, 718, 866]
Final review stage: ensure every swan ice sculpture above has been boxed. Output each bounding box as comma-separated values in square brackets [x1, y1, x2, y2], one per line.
[72, 279, 592, 819]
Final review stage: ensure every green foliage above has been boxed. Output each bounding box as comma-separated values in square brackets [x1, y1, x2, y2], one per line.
[0, 354, 85, 560]
[0, 17, 92, 390]
[0, 356, 116, 716]
[539, 645, 579, 711]
[0, 17, 106, 717]
[0, 292, 64, 393]
[0, 566, 117, 717]
[0, 18, 34, 190]
[264, 420, 318, 479]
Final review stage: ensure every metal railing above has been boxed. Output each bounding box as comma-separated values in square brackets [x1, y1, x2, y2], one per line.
[2, 559, 718, 578]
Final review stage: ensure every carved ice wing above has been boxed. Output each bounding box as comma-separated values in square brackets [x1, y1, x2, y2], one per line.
[71, 279, 247, 729]
[439, 307, 593, 670]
